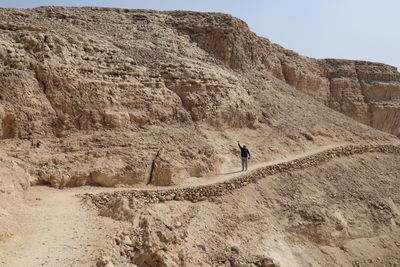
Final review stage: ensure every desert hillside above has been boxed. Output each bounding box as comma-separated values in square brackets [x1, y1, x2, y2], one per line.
[0, 6, 399, 267]
[0, 6, 398, 189]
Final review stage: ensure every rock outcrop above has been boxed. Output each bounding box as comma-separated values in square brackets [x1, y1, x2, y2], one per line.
[165, 11, 400, 136]
[319, 60, 400, 137]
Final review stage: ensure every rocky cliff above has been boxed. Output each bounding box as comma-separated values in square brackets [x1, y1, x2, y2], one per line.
[0, 7, 398, 190]
[320, 59, 400, 137]
[165, 11, 400, 137]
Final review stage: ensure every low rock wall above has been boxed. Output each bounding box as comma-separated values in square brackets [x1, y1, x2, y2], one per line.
[83, 144, 400, 207]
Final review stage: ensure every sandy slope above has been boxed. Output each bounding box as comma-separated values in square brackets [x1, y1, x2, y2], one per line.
[2, 144, 400, 266]
[86, 144, 400, 266]
[0, 145, 342, 266]
[0, 187, 126, 267]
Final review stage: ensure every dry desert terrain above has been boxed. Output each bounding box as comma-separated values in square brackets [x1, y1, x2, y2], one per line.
[0, 6, 399, 267]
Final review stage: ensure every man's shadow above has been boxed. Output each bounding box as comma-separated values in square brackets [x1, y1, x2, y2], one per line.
[218, 170, 243, 175]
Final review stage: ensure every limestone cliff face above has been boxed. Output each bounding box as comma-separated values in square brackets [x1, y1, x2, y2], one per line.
[0, 7, 398, 138]
[321, 60, 400, 137]
[281, 58, 400, 137]
[185, 13, 400, 136]
[166, 11, 400, 137]
[0, 7, 397, 189]
[279, 58, 400, 137]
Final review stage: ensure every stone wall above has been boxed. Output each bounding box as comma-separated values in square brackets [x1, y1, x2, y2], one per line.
[84, 144, 400, 207]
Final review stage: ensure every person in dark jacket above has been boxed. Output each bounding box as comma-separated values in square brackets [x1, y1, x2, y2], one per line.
[237, 141, 250, 171]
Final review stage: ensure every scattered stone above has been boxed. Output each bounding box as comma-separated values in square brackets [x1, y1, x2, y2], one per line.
[121, 236, 132, 246]
[96, 256, 114, 267]
[260, 257, 280, 267]
[230, 245, 240, 253]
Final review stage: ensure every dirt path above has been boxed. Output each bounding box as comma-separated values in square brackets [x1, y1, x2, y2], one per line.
[179, 144, 341, 187]
[1, 187, 123, 267]
[85, 143, 400, 205]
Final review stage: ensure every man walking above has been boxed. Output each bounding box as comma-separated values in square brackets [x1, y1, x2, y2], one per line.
[237, 141, 250, 171]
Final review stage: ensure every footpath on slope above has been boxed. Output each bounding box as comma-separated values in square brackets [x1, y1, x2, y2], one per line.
[180, 144, 341, 187]
[85, 143, 400, 207]
[2, 143, 400, 266]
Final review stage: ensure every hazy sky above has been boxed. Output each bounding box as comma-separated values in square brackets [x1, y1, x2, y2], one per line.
[1, 0, 399, 69]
